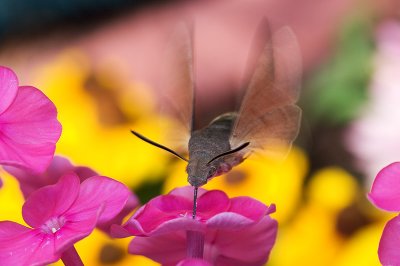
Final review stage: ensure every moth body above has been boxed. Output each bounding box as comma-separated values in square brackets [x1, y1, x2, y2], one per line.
[187, 113, 245, 187]
[131, 20, 302, 219]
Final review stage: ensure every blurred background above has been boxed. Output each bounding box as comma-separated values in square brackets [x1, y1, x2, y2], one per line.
[0, 0, 400, 265]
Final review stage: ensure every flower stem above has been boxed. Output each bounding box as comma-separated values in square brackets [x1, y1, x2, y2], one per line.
[61, 245, 84, 266]
[186, 230, 205, 259]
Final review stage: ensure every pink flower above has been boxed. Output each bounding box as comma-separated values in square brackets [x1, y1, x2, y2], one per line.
[4, 156, 97, 198]
[0, 66, 61, 174]
[4, 156, 139, 234]
[0, 172, 131, 265]
[112, 187, 277, 266]
[368, 162, 400, 265]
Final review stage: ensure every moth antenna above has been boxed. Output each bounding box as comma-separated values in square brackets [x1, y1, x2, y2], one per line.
[192, 186, 198, 219]
[207, 142, 250, 165]
[131, 130, 188, 162]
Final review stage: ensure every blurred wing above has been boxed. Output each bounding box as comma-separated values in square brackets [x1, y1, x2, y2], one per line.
[230, 20, 302, 158]
[159, 23, 195, 153]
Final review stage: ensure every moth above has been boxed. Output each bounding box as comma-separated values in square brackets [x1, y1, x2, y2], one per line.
[131, 19, 302, 218]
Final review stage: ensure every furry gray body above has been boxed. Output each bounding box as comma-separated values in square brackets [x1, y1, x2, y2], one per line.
[186, 113, 242, 187]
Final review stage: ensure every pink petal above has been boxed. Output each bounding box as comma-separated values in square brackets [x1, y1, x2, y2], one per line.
[147, 217, 205, 236]
[5, 156, 98, 199]
[151, 194, 192, 213]
[52, 176, 130, 253]
[368, 162, 400, 211]
[124, 195, 192, 235]
[73, 166, 98, 181]
[0, 86, 62, 173]
[228, 197, 270, 222]
[266, 204, 276, 215]
[215, 256, 266, 266]
[0, 66, 18, 115]
[22, 173, 80, 228]
[111, 223, 135, 238]
[67, 176, 130, 224]
[41, 156, 97, 182]
[197, 190, 230, 220]
[0, 222, 59, 265]
[4, 156, 74, 198]
[177, 259, 212, 266]
[137, 187, 227, 227]
[169, 186, 208, 200]
[129, 230, 187, 265]
[127, 216, 277, 266]
[206, 212, 256, 230]
[54, 211, 99, 254]
[378, 215, 400, 265]
[36, 156, 74, 181]
[114, 205, 158, 236]
[120, 205, 204, 236]
[0, 221, 31, 237]
[210, 216, 278, 265]
[97, 193, 139, 234]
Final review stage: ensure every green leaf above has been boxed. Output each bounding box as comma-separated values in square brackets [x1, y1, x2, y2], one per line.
[303, 16, 375, 126]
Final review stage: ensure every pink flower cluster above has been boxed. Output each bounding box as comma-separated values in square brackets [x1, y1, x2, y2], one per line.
[0, 173, 131, 265]
[4, 156, 139, 234]
[112, 186, 278, 266]
[0, 66, 136, 265]
[0, 65, 278, 265]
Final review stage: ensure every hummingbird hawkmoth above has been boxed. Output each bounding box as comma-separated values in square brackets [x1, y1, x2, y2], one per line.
[131, 19, 302, 218]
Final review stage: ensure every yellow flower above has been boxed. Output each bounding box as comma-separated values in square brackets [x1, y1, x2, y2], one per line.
[270, 204, 345, 266]
[308, 167, 358, 212]
[32, 49, 170, 188]
[269, 166, 378, 266]
[0, 170, 25, 224]
[164, 146, 308, 223]
[334, 222, 385, 266]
